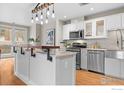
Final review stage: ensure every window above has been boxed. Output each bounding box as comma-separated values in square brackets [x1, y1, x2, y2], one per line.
[15, 28, 28, 44]
[0, 23, 29, 57]
[0, 26, 11, 42]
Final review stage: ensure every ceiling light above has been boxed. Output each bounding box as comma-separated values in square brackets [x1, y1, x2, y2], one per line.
[52, 4, 55, 18]
[52, 10, 55, 18]
[31, 3, 54, 24]
[31, 17, 34, 23]
[45, 19, 48, 24]
[41, 20, 43, 25]
[90, 8, 94, 11]
[35, 14, 39, 21]
[47, 7, 50, 16]
[64, 16, 67, 18]
[45, 16, 48, 24]
[40, 12, 43, 19]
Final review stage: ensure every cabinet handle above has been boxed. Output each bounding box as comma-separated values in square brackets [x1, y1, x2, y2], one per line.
[31, 48, 36, 57]
[13, 46, 17, 53]
[20, 47, 25, 55]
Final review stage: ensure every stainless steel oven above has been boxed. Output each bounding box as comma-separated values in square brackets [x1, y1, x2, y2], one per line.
[69, 30, 83, 39]
[66, 42, 87, 70]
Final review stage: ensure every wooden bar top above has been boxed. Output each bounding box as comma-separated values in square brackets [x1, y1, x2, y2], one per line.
[12, 44, 60, 49]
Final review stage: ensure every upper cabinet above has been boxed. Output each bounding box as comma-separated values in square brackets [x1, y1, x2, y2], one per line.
[62, 22, 84, 40]
[122, 13, 124, 28]
[84, 17, 107, 39]
[63, 24, 70, 40]
[106, 14, 122, 31]
[84, 20, 94, 38]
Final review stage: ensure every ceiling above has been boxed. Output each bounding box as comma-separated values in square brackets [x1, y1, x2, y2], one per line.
[0, 3, 124, 21]
[54, 3, 124, 20]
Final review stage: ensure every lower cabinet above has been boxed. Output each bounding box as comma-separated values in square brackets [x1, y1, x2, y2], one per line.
[105, 58, 121, 78]
[29, 54, 55, 85]
[81, 49, 87, 70]
[56, 55, 76, 85]
[120, 61, 124, 79]
[15, 49, 30, 82]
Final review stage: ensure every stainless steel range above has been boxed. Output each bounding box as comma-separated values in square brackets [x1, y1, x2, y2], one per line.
[66, 42, 87, 70]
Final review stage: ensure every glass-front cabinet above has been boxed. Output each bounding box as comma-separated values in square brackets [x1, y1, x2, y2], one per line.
[84, 17, 107, 39]
[84, 21, 93, 37]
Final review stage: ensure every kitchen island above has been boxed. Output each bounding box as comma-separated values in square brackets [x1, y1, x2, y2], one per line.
[13, 44, 76, 85]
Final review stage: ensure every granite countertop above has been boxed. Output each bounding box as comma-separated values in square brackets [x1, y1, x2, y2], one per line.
[36, 50, 76, 57]
[86, 48, 107, 51]
[80, 48, 107, 51]
[55, 51, 76, 58]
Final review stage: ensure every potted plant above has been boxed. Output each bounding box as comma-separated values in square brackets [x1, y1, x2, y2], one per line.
[28, 38, 35, 44]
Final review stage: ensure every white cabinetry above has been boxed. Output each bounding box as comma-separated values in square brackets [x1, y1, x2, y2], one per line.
[84, 17, 106, 39]
[62, 22, 84, 40]
[105, 58, 121, 78]
[63, 24, 70, 40]
[122, 13, 124, 28]
[120, 61, 124, 79]
[106, 14, 122, 31]
[15, 49, 30, 82]
[84, 20, 94, 38]
[29, 54, 55, 85]
[56, 55, 76, 85]
[81, 49, 87, 70]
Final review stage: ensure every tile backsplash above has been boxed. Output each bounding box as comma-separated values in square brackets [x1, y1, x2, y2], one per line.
[64, 31, 121, 50]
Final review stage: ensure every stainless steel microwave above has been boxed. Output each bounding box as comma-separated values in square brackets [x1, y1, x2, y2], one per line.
[69, 30, 83, 39]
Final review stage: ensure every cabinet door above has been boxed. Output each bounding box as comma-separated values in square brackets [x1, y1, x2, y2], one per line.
[84, 20, 94, 39]
[95, 18, 107, 38]
[122, 13, 124, 28]
[120, 61, 124, 79]
[106, 14, 121, 31]
[81, 49, 87, 69]
[105, 58, 121, 78]
[70, 24, 76, 31]
[56, 55, 76, 85]
[16, 49, 29, 81]
[63, 25, 70, 40]
[76, 22, 84, 30]
[30, 54, 55, 85]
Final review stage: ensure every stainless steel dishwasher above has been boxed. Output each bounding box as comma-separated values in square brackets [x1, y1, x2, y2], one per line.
[87, 50, 105, 74]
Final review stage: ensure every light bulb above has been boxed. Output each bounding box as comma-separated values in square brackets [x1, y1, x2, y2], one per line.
[45, 19, 48, 24]
[40, 12, 43, 19]
[47, 8, 50, 16]
[41, 20, 43, 25]
[35, 14, 39, 21]
[52, 11, 55, 18]
[31, 17, 34, 23]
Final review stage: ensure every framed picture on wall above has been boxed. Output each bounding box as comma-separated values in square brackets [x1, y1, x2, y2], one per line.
[46, 28, 55, 45]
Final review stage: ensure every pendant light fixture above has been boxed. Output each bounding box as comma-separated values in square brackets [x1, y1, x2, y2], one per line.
[45, 11, 48, 24]
[41, 20, 43, 25]
[40, 11, 43, 19]
[47, 7, 50, 16]
[52, 4, 55, 18]
[35, 14, 39, 21]
[31, 17, 34, 23]
[31, 3, 55, 24]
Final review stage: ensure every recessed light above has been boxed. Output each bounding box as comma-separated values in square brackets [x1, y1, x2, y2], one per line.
[90, 8, 94, 11]
[64, 16, 67, 18]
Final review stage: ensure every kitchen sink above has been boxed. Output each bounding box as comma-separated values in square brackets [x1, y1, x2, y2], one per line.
[105, 50, 124, 59]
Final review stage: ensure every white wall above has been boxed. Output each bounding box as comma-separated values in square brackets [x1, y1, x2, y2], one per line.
[41, 19, 56, 45]
[0, 3, 32, 26]
[56, 20, 64, 46]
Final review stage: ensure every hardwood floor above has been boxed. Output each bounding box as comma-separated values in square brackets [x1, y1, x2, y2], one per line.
[76, 70, 124, 85]
[0, 58, 124, 85]
[0, 58, 25, 85]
